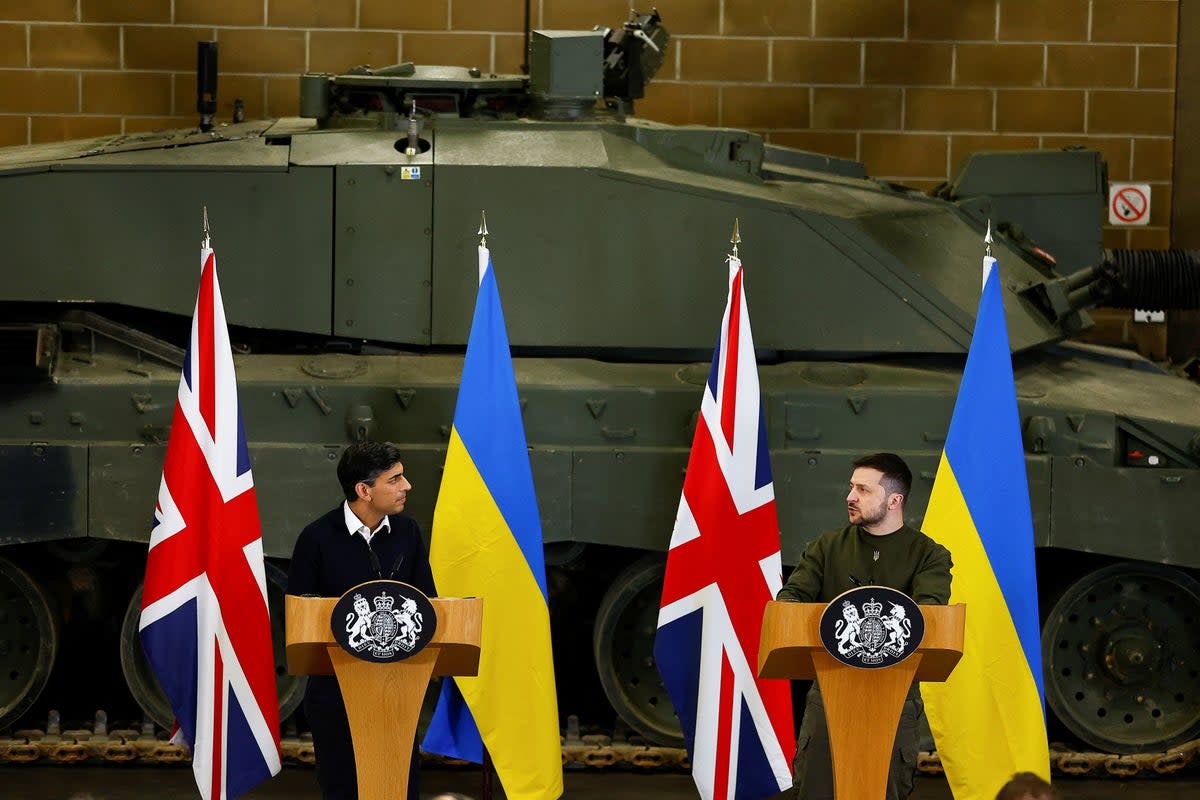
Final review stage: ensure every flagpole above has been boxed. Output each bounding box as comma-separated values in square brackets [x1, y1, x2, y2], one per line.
[481, 747, 494, 800]
[924, 213, 1051, 797]
[983, 219, 995, 287]
[476, 208, 495, 800]
[141, 207, 282, 799]
[424, 208, 562, 798]
[655, 215, 796, 800]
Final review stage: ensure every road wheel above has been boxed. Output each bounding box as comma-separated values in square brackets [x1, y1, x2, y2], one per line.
[593, 554, 683, 746]
[119, 562, 305, 730]
[0, 556, 57, 729]
[1041, 561, 1200, 753]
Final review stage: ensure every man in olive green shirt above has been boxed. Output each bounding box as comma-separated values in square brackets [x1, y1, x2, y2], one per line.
[777, 453, 952, 800]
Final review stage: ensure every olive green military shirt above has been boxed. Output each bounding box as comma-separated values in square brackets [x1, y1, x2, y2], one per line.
[776, 523, 952, 605]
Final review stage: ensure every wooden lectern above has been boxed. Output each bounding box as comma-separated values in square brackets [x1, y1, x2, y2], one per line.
[758, 601, 965, 800]
[286, 596, 483, 800]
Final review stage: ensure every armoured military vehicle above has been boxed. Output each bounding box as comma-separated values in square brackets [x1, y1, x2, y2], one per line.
[0, 12, 1198, 770]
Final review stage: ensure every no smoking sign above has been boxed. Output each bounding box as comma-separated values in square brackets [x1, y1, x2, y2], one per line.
[1109, 183, 1151, 226]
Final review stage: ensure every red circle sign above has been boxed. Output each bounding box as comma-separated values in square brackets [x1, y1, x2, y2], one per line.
[1112, 186, 1148, 223]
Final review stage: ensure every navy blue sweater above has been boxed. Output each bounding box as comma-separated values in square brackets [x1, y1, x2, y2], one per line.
[287, 505, 436, 599]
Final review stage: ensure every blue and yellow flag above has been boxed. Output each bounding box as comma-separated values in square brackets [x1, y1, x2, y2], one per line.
[922, 256, 1050, 799]
[420, 245, 562, 799]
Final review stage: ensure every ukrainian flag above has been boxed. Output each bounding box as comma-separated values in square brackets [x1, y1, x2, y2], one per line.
[921, 256, 1050, 799]
[421, 244, 563, 799]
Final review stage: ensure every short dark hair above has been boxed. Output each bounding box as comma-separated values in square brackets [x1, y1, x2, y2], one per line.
[995, 772, 1057, 800]
[851, 452, 912, 500]
[337, 441, 405, 501]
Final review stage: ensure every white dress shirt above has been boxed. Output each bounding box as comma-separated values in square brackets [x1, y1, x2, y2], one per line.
[342, 500, 390, 544]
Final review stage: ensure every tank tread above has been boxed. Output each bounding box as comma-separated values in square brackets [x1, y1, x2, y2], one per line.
[915, 741, 1200, 778]
[0, 725, 1196, 777]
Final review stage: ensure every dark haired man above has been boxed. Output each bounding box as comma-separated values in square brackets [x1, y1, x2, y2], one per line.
[777, 452, 952, 800]
[995, 772, 1058, 800]
[288, 441, 436, 800]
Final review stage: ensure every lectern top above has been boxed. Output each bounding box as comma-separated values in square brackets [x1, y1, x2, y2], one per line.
[286, 595, 483, 678]
[758, 600, 964, 682]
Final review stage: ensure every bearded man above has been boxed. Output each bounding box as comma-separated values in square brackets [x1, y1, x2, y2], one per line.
[777, 452, 953, 800]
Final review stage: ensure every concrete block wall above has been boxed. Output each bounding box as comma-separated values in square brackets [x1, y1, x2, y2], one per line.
[0, 0, 1179, 249]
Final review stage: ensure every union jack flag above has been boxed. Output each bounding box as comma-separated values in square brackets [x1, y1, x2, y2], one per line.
[654, 255, 795, 800]
[139, 244, 281, 800]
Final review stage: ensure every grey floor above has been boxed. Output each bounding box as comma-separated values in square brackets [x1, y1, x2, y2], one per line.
[0, 766, 1197, 800]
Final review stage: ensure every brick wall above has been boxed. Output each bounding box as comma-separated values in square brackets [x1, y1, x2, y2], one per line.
[0, 0, 1178, 248]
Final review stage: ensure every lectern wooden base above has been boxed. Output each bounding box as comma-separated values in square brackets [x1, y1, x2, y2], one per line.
[286, 596, 482, 800]
[813, 648, 919, 799]
[328, 647, 436, 800]
[759, 601, 964, 800]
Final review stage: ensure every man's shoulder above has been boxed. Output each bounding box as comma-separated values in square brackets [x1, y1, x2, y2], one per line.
[813, 525, 856, 545]
[907, 525, 952, 557]
[796, 525, 856, 557]
[385, 512, 421, 536]
[300, 505, 345, 537]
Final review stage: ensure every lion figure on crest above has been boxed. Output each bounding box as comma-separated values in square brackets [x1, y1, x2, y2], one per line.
[834, 601, 864, 655]
[882, 602, 912, 651]
[395, 597, 423, 649]
[345, 593, 372, 650]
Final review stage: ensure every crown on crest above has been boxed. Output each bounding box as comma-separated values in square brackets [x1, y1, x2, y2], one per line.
[373, 594, 395, 611]
[863, 598, 883, 617]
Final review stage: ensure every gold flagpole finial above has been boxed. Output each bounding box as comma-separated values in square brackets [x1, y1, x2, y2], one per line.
[729, 218, 741, 260]
[478, 210, 489, 248]
[202, 206, 211, 250]
[984, 219, 993, 259]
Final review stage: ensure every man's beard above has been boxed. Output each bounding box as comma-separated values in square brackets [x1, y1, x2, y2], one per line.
[851, 500, 888, 527]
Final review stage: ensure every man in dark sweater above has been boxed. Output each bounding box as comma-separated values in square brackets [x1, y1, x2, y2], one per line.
[777, 452, 952, 800]
[288, 441, 436, 800]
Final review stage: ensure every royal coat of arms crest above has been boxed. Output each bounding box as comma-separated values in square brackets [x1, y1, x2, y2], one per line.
[819, 586, 925, 669]
[331, 580, 437, 663]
